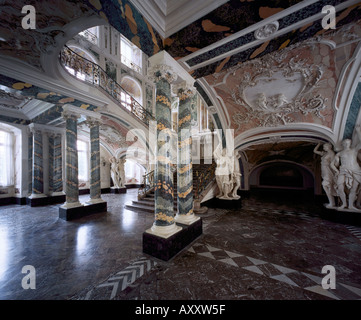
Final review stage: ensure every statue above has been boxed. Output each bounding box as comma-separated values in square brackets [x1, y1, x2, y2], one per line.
[330, 125, 361, 211]
[213, 143, 242, 200]
[117, 158, 126, 188]
[213, 143, 232, 199]
[110, 156, 121, 188]
[231, 151, 242, 199]
[313, 142, 337, 208]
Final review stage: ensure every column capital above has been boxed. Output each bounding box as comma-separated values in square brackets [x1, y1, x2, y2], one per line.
[148, 64, 178, 84]
[62, 110, 81, 121]
[28, 125, 42, 135]
[172, 81, 196, 100]
[84, 117, 102, 128]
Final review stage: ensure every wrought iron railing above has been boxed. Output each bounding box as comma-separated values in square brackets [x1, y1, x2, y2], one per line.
[138, 170, 155, 200]
[60, 45, 154, 125]
[138, 162, 216, 201]
[193, 161, 217, 200]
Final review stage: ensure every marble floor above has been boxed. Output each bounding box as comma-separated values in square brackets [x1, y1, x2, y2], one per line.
[0, 189, 361, 301]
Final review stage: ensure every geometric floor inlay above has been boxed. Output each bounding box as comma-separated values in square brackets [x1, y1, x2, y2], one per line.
[345, 226, 361, 242]
[77, 257, 158, 300]
[188, 243, 361, 300]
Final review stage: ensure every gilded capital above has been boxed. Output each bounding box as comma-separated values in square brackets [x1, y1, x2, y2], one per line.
[148, 64, 178, 84]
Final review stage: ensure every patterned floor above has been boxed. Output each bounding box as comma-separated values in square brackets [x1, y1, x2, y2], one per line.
[1, 191, 361, 300]
[188, 242, 361, 300]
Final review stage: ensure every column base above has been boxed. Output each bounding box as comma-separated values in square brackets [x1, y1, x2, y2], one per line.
[174, 213, 200, 225]
[143, 218, 203, 261]
[28, 193, 46, 199]
[85, 198, 106, 205]
[59, 201, 107, 221]
[27, 194, 66, 207]
[110, 187, 127, 194]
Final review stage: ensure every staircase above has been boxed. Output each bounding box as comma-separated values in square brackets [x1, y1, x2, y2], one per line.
[125, 174, 178, 213]
[125, 161, 216, 214]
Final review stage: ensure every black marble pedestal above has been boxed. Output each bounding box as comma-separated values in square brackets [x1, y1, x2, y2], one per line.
[59, 201, 107, 221]
[204, 197, 242, 210]
[143, 218, 203, 261]
[320, 205, 361, 226]
[27, 194, 66, 207]
[110, 187, 127, 194]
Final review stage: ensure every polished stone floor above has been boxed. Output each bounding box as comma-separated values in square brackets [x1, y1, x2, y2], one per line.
[0, 189, 361, 301]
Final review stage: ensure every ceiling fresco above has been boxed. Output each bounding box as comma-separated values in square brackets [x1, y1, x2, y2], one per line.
[186, 1, 361, 78]
[84, 0, 164, 57]
[0, 0, 361, 160]
[205, 20, 361, 134]
[0, 0, 96, 70]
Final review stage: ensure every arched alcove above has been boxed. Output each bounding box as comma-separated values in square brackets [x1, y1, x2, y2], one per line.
[120, 76, 142, 105]
[250, 161, 314, 191]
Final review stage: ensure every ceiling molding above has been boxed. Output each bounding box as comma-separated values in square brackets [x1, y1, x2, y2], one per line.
[129, 0, 228, 38]
[180, 0, 360, 73]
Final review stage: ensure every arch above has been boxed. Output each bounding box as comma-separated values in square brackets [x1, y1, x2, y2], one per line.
[120, 75, 143, 105]
[41, 15, 106, 78]
[249, 160, 315, 191]
[66, 45, 98, 64]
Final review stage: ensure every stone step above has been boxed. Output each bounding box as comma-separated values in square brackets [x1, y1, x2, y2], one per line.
[124, 203, 154, 213]
[132, 200, 177, 209]
[125, 203, 178, 214]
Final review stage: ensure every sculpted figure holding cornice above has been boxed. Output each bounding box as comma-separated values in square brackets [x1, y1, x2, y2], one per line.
[331, 125, 361, 212]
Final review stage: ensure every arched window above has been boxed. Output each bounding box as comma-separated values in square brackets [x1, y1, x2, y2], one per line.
[77, 139, 89, 182]
[120, 76, 142, 106]
[120, 35, 142, 73]
[124, 159, 145, 185]
[0, 129, 14, 187]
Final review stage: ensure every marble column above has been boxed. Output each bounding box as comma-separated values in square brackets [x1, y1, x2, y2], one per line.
[85, 117, 104, 204]
[28, 131, 33, 195]
[29, 126, 45, 198]
[49, 133, 63, 195]
[61, 111, 83, 209]
[147, 64, 181, 238]
[175, 83, 199, 225]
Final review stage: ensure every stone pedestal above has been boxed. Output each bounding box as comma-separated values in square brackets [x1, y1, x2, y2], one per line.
[27, 194, 66, 207]
[143, 218, 202, 261]
[59, 201, 107, 221]
[320, 205, 361, 226]
[110, 187, 127, 194]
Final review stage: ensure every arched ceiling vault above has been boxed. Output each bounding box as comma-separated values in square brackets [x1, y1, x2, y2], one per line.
[1, 0, 361, 160]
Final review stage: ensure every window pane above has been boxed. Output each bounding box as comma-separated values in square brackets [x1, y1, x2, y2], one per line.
[0, 130, 13, 186]
[77, 140, 89, 181]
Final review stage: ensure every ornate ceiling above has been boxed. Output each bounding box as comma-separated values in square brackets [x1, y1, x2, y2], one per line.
[0, 0, 361, 161]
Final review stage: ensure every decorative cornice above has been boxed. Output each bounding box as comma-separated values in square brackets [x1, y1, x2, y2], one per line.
[62, 104, 101, 121]
[28, 122, 65, 135]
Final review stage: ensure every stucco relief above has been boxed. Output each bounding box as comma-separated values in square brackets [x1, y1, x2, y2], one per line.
[0, 1, 94, 70]
[204, 24, 361, 135]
